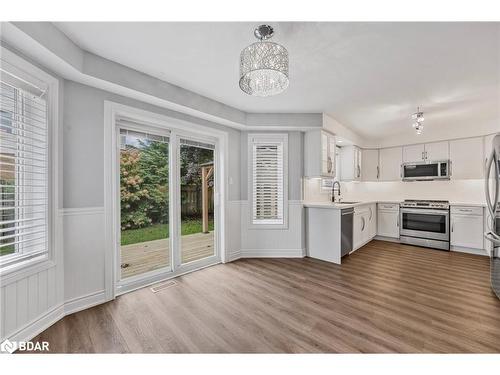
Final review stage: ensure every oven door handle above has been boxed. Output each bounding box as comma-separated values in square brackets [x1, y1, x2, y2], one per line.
[400, 208, 449, 216]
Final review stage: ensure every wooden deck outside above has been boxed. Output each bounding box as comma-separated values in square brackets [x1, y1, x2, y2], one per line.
[120, 231, 214, 278]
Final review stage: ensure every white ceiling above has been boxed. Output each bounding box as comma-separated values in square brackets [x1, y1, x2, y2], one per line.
[54, 22, 500, 140]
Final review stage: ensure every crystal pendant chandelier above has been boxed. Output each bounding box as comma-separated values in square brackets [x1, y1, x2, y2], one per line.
[411, 107, 425, 135]
[239, 25, 289, 97]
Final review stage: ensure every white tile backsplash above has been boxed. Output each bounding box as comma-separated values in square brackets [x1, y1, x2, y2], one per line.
[303, 177, 486, 204]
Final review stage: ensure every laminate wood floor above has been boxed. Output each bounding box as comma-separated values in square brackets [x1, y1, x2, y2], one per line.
[29, 240, 500, 353]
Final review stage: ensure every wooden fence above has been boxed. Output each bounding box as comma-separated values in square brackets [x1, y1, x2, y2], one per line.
[181, 185, 214, 217]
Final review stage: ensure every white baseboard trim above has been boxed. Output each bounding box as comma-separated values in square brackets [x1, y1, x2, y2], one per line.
[241, 248, 305, 258]
[7, 304, 65, 344]
[226, 250, 242, 262]
[64, 290, 107, 315]
[450, 245, 488, 257]
[374, 237, 489, 256]
[6, 290, 107, 345]
[374, 235, 401, 243]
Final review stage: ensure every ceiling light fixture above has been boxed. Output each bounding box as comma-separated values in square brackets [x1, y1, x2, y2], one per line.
[411, 107, 425, 135]
[239, 24, 289, 97]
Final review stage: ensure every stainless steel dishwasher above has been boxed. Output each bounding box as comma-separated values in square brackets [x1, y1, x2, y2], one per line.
[341, 208, 354, 257]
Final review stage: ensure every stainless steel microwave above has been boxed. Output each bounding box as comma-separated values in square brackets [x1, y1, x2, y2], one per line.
[402, 160, 451, 181]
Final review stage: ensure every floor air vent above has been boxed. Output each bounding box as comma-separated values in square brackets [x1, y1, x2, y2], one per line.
[150, 280, 177, 293]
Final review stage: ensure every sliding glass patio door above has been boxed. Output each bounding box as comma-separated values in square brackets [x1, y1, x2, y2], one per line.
[179, 138, 216, 265]
[118, 128, 171, 280]
[116, 122, 219, 289]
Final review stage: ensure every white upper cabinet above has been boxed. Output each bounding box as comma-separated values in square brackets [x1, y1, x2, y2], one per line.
[449, 137, 484, 180]
[379, 147, 402, 181]
[340, 145, 362, 181]
[425, 141, 449, 161]
[361, 149, 379, 181]
[304, 129, 336, 178]
[403, 141, 449, 163]
[328, 135, 336, 176]
[403, 144, 425, 163]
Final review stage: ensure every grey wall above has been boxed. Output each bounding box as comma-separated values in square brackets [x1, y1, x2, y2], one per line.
[63, 80, 242, 208]
[240, 131, 304, 201]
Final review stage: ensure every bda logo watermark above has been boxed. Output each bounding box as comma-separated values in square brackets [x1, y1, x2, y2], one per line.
[1, 339, 49, 353]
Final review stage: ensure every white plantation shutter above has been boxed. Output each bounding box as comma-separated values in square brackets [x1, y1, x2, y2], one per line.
[0, 72, 49, 268]
[251, 136, 286, 225]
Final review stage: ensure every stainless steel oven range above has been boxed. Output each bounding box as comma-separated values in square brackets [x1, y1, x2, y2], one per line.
[399, 200, 450, 250]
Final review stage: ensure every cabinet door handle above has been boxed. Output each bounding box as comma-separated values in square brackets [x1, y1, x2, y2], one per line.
[422, 151, 424, 160]
[451, 220, 454, 232]
[397, 214, 400, 227]
[369, 207, 373, 221]
[357, 165, 361, 178]
[376, 166, 379, 179]
[327, 156, 332, 173]
[361, 217, 365, 231]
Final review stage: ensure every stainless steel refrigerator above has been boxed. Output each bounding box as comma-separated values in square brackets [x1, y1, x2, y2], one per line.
[484, 133, 500, 298]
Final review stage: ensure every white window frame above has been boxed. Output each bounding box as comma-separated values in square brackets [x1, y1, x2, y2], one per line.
[248, 133, 288, 229]
[0, 46, 59, 280]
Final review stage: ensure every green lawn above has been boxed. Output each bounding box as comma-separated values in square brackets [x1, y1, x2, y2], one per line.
[0, 244, 15, 256]
[121, 219, 214, 246]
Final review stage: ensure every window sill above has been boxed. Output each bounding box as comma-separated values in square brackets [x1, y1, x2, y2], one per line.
[0, 257, 56, 286]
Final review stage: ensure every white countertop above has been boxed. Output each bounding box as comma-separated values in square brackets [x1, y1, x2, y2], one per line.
[303, 200, 487, 209]
[449, 202, 487, 207]
[303, 201, 381, 209]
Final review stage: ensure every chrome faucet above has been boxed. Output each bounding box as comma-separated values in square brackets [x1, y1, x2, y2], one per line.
[331, 180, 341, 202]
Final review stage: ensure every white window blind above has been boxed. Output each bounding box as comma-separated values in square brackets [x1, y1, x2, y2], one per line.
[0, 74, 49, 269]
[252, 139, 285, 225]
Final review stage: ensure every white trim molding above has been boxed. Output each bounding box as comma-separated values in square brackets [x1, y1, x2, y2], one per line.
[241, 249, 305, 258]
[64, 290, 106, 316]
[59, 207, 105, 216]
[5, 290, 107, 344]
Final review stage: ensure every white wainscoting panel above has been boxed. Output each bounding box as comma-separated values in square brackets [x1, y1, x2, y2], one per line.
[62, 207, 106, 302]
[226, 200, 242, 261]
[0, 265, 61, 341]
[240, 200, 305, 258]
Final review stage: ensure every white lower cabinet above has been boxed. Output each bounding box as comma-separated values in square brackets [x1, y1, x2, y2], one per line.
[353, 211, 364, 250]
[450, 206, 484, 250]
[353, 204, 377, 251]
[377, 203, 400, 238]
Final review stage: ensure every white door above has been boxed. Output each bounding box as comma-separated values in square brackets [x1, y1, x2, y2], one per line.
[367, 204, 377, 239]
[353, 212, 364, 250]
[379, 147, 403, 181]
[377, 210, 399, 238]
[355, 147, 362, 180]
[403, 144, 425, 163]
[362, 149, 379, 181]
[450, 214, 484, 249]
[450, 137, 484, 179]
[424, 141, 449, 161]
[321, 132, 329, 175]
[328, 134, 336, 177]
